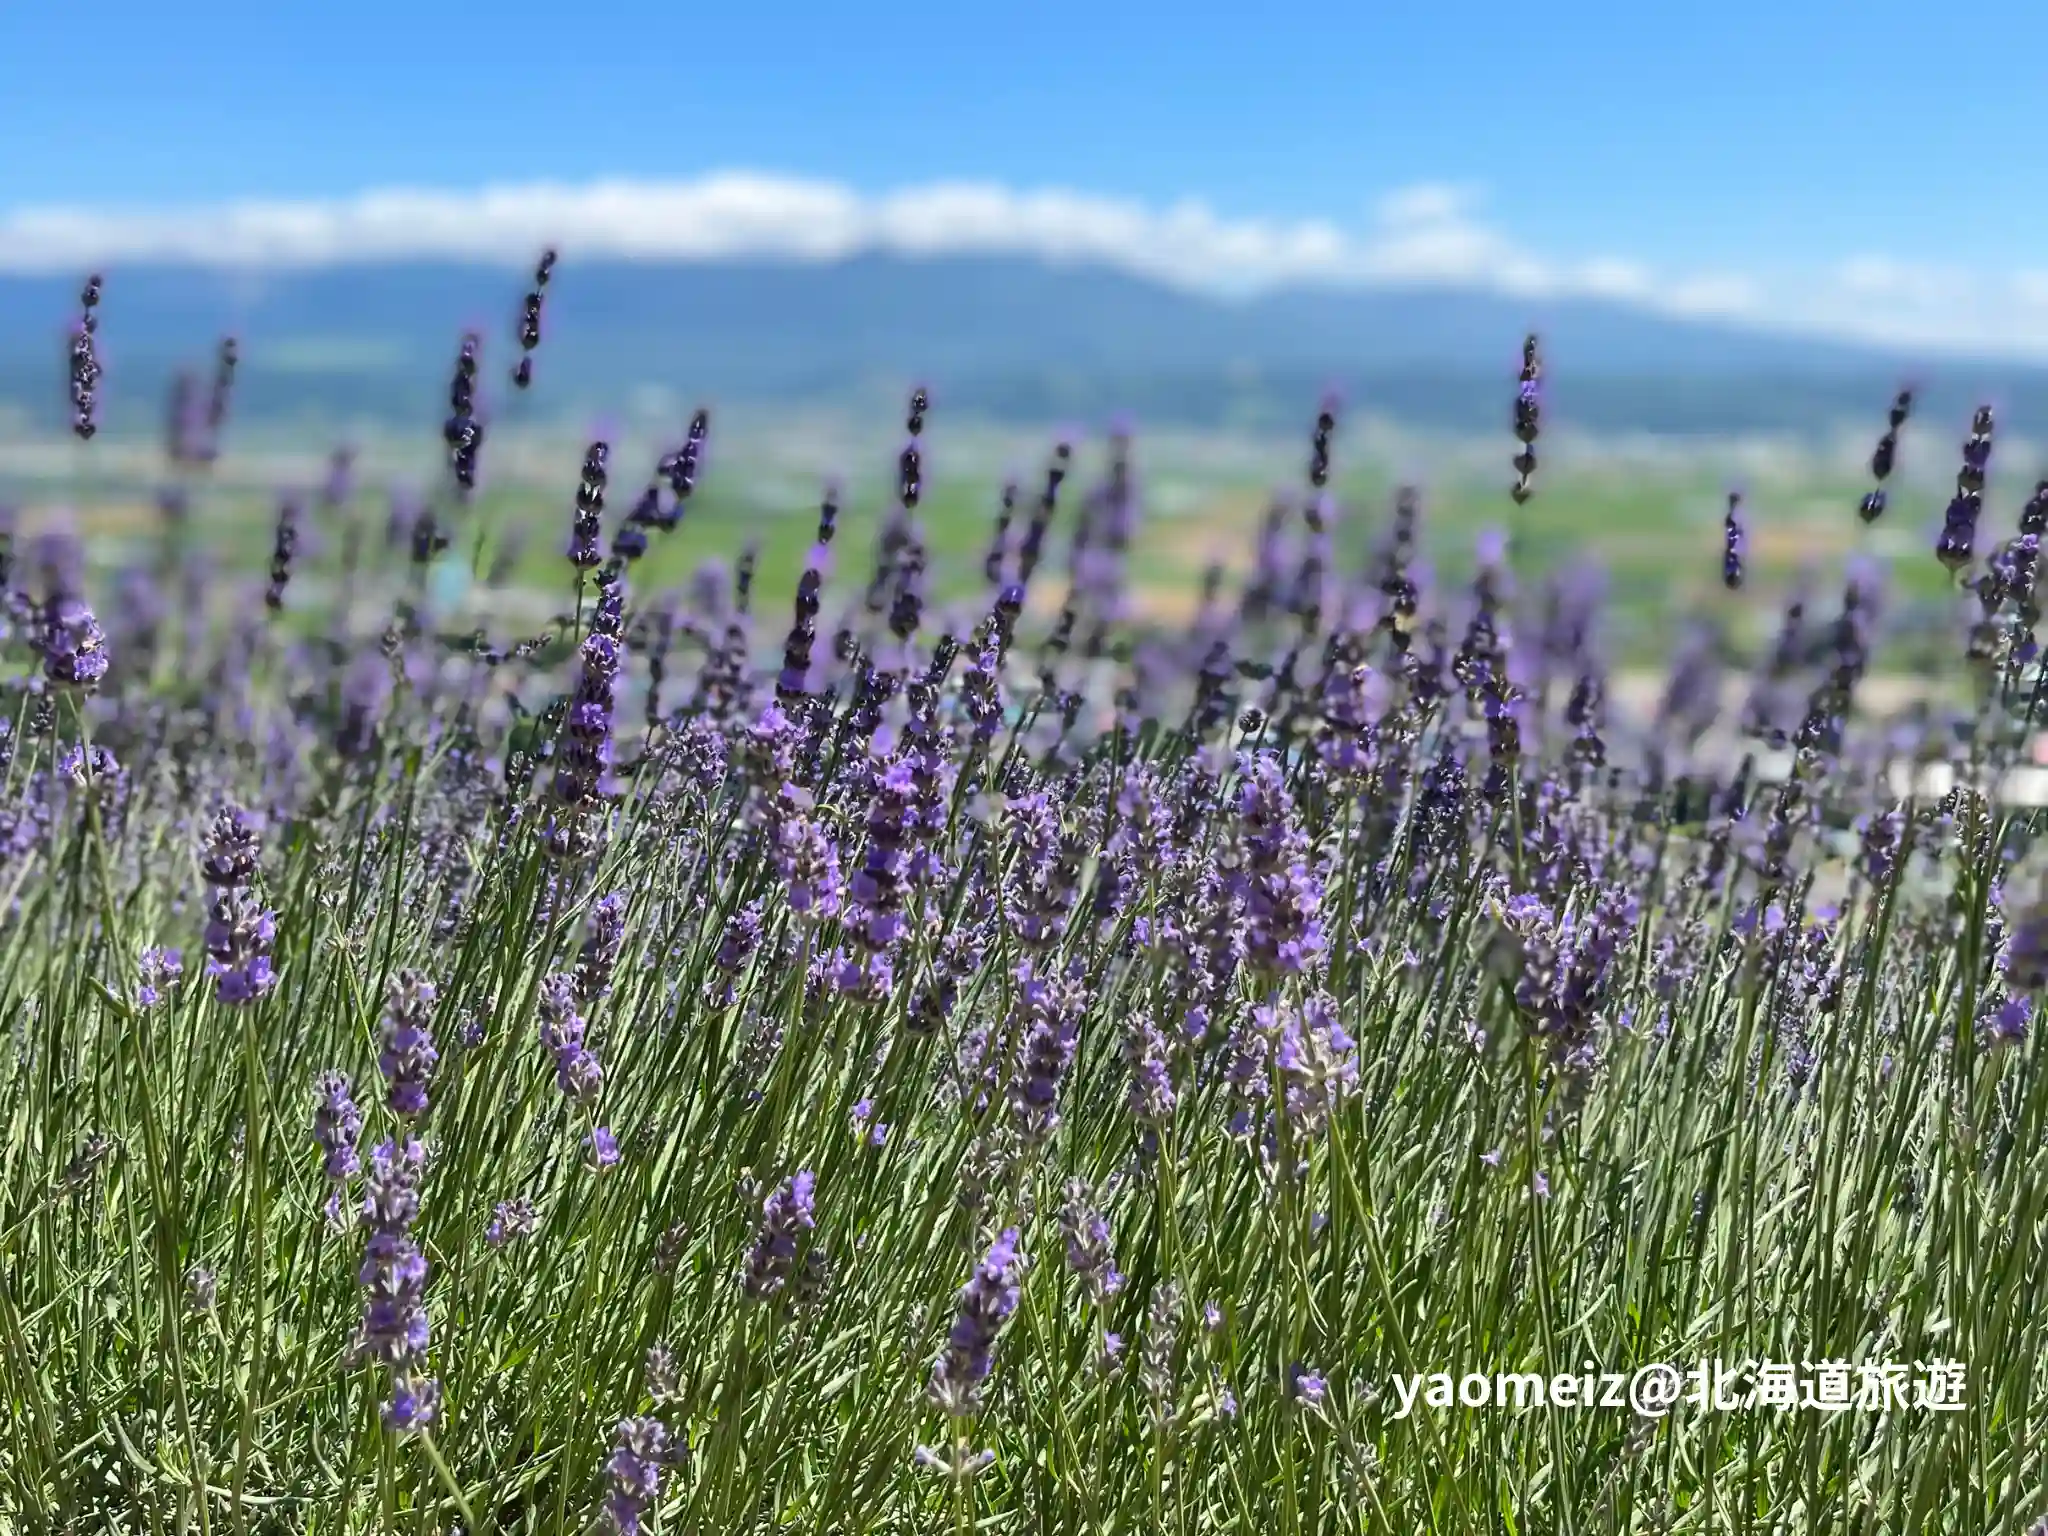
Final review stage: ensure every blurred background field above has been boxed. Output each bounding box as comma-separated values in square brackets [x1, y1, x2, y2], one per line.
[0, 395, 2015, 666]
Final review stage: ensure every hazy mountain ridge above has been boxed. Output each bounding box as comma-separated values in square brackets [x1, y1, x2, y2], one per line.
[2, 253, 2044, 439]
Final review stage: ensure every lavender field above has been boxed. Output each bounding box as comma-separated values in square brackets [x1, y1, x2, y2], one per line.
[5, 268, 2048, 1534]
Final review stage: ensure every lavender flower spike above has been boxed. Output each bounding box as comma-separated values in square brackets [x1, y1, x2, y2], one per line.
[42, 598, 110, 692]
[602, 1416, 678, 1536]
[1722, 492, 1746, 591]
[376, 969, 440, 1118]
[538, 973, 603, 1103]
[352, 1137, 440, 1433]
[930, 1227, 1027, 1417]
[742, 1170, 817, 1300]
[313, 1071, 365, 1183]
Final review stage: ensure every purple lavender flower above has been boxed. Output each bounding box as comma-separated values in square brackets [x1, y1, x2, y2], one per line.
[263, 494, 301, 610]
[1058, 1181, 1126, 1304]
[742, 1170, 817, 1301]
[313, 1071, 364, 1183]
[442, 332, 485, 492]
[201, 805, 261, 888]
[1229, 754, 1326, 977]
[136, 945, 182, 1010]
[1857, 804, 1907, 887]
[1937, 407, 1995, 572]
[352, 1137, 439, 1432]
[511, 248, 555, 389]
[1289, 1364, 1329, 1407]
[199, 335, 238, 460]
[1987, 995, 2031, 1047]
[1859, 388, 1912, 521]
[41, 598, 109, 692]
[204, 888, 276, 1006]
[1009, 959, 1088, 1147]
[662, 408, 710, 506]
[712, 902, 764, 1001]
[839, 753, 919, 996]
[383, 1372, 441, 1434]
[485, 1197, 537, 1248]
[741, 702, 801, 808]
[1120, 1003, 1177, 1135]
[550, 632, 621, 842]
[777, 533, 832, 699]
[568, 441, 609, 570]
[1510, 335, 1541, 503]
[1275, 995, 1360, 1133]
[850, 1097, 890, 1146]
[590, 567, 627, 640]
[1722, 493, 1745, 590]
[930, 1227, 1026, 1416]
[771, 793, 844, 921]
[375, 970, 439, 1118]
[68, 275, 103, 441]
[577, 894, 628, 1005]
[538, 973, 603, 1103]
[602, 1416, 677, 1536]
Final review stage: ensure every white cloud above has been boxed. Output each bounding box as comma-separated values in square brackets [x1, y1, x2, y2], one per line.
[0, 172, 1740, 307]
[3, 171, 2047, 359]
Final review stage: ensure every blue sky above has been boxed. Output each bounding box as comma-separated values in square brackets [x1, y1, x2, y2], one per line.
[4, 0, 2047, 352]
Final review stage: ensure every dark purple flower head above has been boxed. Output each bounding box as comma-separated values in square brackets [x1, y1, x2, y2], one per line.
[1859, 387, 1912, 522]
[1058, 1180, 1126, 1304]
[742, 1170, 817, 1301]
[551, 632, 621, 816]
[312, 1070, 364, 1183]
[772, 794, 844, 920]
[603, 1416, 679, 1536]
[590, 567, 627, 640]
[930, 1227, 1026, 1416]
[1722, 493, 1746, 590]
[485, 1197, 537, 1248]
[441, 333, 486, 492]
[383, 1373, 441, 1434]
[41, 598, 109, 692]
[201, 805, 261, 888]
[1857, 804, 1907, 887]
[568, 441, 610, 570]
[68, 275, 103, 441]
[264, 494, 301, 610]
[1229, 754, 1326, 977]
[577, 893, 628, 1005]
[1289, 1364, 1329, 1407]
[742, 702, 801, 796]
[1008, 958, 1088, 1146]
[538, 972, 602, 1104]
[663, 409, 711, 503]
[1937, 406, 1995, 572]
[352, 1137, 438, 1430]
[1987, 995, 2031, 1047]
[136, 945, 182, 1010]
[204, 887, 276, 1006]
[1275, 995, 1360, 1133]
[511, 248, 556, 388]
[1510, 334, 1541, 503]
[376, 970, 439, 1118]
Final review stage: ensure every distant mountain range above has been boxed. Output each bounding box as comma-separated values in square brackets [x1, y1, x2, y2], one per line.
[2, 254, 2045, 440]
